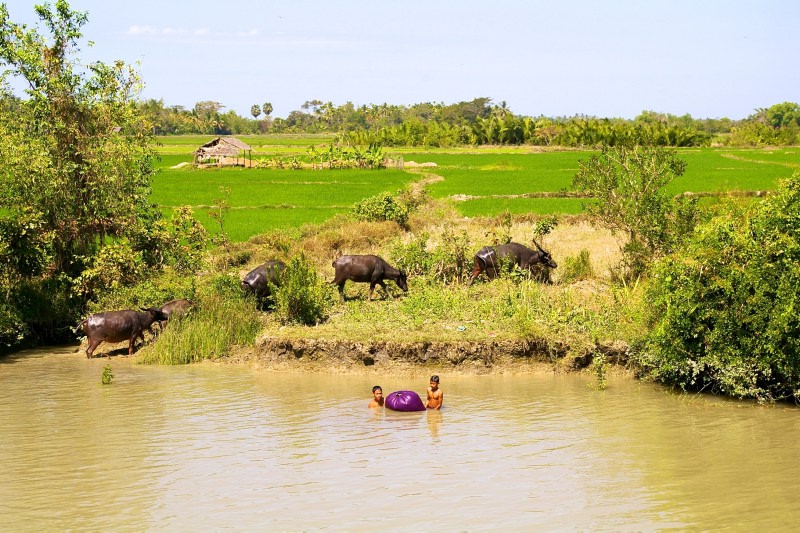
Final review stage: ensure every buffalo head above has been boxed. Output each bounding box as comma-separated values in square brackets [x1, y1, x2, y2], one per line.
[532, 237, 558, 269]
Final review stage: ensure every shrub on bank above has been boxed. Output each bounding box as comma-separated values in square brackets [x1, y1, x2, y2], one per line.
[352, 191, 412, 229]
[559, 250, 594, 283]
[271, 255, 334, 326]
[640, 173, 800, 402]
[136, 274, 261, 364]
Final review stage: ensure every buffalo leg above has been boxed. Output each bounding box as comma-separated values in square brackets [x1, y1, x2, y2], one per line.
[467, 261, 483, 286]
[337, 282, 346, 302]
[378, 280, 391, 299]
[86, 339, 101, 359]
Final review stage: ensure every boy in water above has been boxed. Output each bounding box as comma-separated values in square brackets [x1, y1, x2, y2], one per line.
[425, 375, 443, 409]
[368, 385, 384, 408]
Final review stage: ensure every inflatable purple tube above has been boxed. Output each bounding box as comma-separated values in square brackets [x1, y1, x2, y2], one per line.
[385, 390, 426, 412]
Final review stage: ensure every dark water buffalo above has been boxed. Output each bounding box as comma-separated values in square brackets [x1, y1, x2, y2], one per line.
[76, 308, 168, 358]
[467, 239, 557, 286]
[152, 298, 195, 332]
[241, 260, 286, 299]
[330, 255, 408, 301]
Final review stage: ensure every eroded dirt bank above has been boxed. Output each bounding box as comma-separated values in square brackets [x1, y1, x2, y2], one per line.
[226, 336, 631, 376]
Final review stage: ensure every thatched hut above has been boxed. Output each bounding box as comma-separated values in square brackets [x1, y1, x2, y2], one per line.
[194, 137, 253, 167]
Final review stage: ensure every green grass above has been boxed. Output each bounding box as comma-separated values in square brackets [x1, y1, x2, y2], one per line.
[456, 197, 586, 217]
[154, 153, 193, 168]
[152, 167, 409, 208]
[188, 207, 344, 242]
[137, 290, 262, 364]
[408, 149, 800, 199]
[715, 147, 800, 167]
[407, 152, 586, 197]
[668, 148, 797, 193]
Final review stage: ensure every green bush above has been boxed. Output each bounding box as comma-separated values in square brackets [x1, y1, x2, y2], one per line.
[272, 255, 334, 325]
[390, 233, 433, 277]
[75, 240, 144, 300]
[559, 249, 594, 283]
[640, 173, 800, 401]
[352, 191, 411, 228]
[87, 267, 196, 314]
[12, 275, 81, 344]
[0, 299, 27, 350]
[390, 227, 471, 284]
[137, 274, 260, 364]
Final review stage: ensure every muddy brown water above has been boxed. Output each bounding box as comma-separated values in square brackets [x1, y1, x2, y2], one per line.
[1, 346, 799, 531]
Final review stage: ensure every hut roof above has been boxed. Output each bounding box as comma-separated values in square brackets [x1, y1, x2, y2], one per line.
[194, 136, 252, 156]
[220, 137, 252, 150]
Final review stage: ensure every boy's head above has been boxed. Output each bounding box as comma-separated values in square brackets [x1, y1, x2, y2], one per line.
[372, 385, 383, 399]
[430, 375, 439, 388]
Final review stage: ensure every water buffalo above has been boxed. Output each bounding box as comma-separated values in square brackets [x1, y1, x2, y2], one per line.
[330, 255, 408, 301]
[152, 298, 195, 333]
[76, 308, 168, 358]
[241, 260, 286, 299]
[467, 239, 557, 286]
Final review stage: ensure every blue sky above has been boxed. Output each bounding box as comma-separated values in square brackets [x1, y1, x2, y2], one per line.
[5, 0, 799, 120]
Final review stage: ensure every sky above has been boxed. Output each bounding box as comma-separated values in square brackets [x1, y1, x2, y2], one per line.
[4, 0, 799, 120]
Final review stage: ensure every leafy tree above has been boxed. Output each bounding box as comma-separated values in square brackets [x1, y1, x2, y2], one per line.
[193, 100, 225, 133]
[641, 172, 800, 401]
[0, 0, 157, 278]
[0, 1, 205, 346]
[572, 145, 698, 277]
[765, 101, 800, 128]
[250, 104, 261, 119]
[262, 102, 273, 116]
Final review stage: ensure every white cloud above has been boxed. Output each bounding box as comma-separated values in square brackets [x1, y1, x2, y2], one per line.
[125, 25, 157, 35]
[125, 25, 258, 41]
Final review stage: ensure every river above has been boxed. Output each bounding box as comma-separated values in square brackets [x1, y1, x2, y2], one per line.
[1, 346, 799, 531]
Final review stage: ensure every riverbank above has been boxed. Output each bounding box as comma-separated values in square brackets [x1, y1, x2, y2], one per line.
[91, 211, 646, 378]
[223, 336, 632, 378]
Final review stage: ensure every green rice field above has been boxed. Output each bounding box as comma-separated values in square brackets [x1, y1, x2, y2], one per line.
[404, 147, 800, 218]
[152, 136, 800, 241]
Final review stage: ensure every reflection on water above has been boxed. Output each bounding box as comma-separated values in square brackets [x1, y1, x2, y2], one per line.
[2, 347, 800, 530]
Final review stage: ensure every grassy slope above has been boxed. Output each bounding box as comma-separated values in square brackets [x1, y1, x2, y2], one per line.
[139, 138, 800, 372]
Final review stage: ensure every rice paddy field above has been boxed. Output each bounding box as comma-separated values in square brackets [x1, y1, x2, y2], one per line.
[152, 136, 800, 242]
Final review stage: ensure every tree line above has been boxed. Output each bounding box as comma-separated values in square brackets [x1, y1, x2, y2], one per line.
[133, 96, 800, 148]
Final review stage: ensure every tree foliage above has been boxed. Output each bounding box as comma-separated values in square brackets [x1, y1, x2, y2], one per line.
[0, 2, 207, 347]
[572, 146, 698, 277]
[271, 255, 333, 326]
[640, 172, 800, 402]
[0, 0, 156, 277]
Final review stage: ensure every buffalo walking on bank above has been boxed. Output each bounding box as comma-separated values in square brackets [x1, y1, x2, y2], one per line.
[152, 298, 195, 334]
[76, 308, 168, 358]
[241, 260, 286, 307]
[467, 240, 557, 286]
[330, 255, 408, 301]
